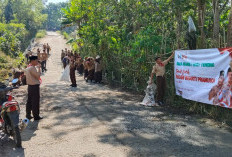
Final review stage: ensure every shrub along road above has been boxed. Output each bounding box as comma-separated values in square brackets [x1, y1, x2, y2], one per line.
[1, 32, 232, 157]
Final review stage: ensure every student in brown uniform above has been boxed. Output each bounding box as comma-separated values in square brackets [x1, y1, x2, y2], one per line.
[150, 52, 174, 106]
[94, 56, 102, 83]
[61, 49, 65, 61]
[25, 56, 43, 120]
[70, 56, 77, 87]
[74, 51, 78, 60]
[86, 57, 95, 82]
[47, 43, 51, 55]
[43, 43, 47, 52]
[41, 50, 48, 72]
[76, 57, 84, 75]
[37, 48, 40, 56]
[83, 57, 89, 80]
[67, 50, 71, 56]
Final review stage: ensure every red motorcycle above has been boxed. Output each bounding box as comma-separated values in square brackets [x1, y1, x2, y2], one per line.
[0, 79, 22, 147]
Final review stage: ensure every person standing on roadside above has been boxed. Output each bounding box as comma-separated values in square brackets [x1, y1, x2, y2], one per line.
[47, 43, 51, 55]
[150, 52, 175, 106]
[37, 48, 40, 56]
[61, 49, 65, 62]
[41, 50, 48, 72]
[83, 57, 89, 80]
[25, 56, 43, 120]
[43, 43, 47, 52]
[86, 57, 95, 83]
[94, 56, 102, 83]
[70, 56, 77, 87]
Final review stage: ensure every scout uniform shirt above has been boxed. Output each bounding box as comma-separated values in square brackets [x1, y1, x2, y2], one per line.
[95, 62, 102, 72]
[152, 60, 168, 77]
[25, 66, 41, 85]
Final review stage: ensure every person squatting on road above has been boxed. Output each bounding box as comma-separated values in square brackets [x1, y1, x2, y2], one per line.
[150, 52, 174, 106]
[25, 56, 43, 121]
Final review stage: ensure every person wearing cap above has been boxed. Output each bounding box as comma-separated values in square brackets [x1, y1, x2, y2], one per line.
[150, 52, 175, 106]
[25, 56, 43, 120]
[94, 56, 102, 83]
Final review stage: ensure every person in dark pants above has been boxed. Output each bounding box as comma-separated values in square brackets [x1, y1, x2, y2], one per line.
[83, 57, 89, 80]
[94, 56, 102, 83]
[150, 52, 174, 106]
[86, 58, 95, 82]
[47, 43, 51, 55]
[25, 56, 43, 121]
[70, 56, 77, 87]
[41, 50, 48, 72]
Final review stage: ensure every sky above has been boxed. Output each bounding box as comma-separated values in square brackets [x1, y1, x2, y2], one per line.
[46, 0, 68, 4]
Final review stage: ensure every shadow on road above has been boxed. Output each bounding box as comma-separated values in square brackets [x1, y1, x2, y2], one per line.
[22, 121, 39, 141]
[39, 77, 232, 157]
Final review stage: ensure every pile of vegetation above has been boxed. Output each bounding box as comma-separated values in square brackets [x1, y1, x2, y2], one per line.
[62, 0, 232, 123]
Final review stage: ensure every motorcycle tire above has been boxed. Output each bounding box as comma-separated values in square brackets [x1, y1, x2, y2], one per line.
[13, 126, 22, 147]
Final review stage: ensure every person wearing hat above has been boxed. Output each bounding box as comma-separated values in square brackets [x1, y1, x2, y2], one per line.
[94, 56, 102, 83]
[25, 56, 43, 120]
[150, 52, 175, 106]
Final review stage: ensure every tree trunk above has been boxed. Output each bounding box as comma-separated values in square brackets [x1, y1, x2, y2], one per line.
[197, 0, 206, 48]
[176, 10, 182, 49]
[213, 0, 220, 47]
[227, 1, 232, 46]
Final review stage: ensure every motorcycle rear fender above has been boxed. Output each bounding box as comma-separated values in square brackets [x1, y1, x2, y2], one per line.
[7, 111, 19, 128]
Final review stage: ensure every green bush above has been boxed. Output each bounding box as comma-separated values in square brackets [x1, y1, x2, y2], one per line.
[0, 51, 26, 82]
[36, 30, 46, 38]
[62, 31, 69, 39]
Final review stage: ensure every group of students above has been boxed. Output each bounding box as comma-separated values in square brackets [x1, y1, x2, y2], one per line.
[61, 48, 102, 87]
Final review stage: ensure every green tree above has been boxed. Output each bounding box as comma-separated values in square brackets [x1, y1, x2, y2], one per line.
[43, 2, 67, 31]
[4, 0, 13, 23]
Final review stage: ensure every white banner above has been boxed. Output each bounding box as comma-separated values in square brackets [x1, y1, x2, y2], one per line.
[175, 48, 232, 109]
